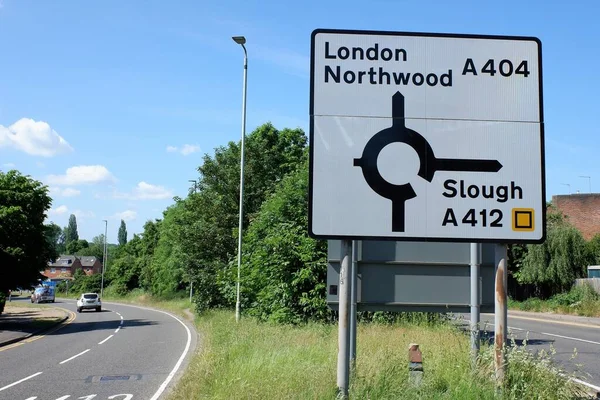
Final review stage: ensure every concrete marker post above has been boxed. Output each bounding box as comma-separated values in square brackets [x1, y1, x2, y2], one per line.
[408, 343, 423, 386]
[337, 240, 351, 399]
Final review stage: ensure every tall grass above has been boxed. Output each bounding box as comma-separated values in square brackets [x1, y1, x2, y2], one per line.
[167, 310, 586, 400]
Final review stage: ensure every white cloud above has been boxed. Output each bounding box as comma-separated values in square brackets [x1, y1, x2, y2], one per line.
[47, 165, 115, 186]
[166, 144, 201, 156]
[112, 210, 137, 222]
[49, 205, 69, 216]
[2, 162, 15, 168]
[36, 161, 45, 168]
[50, 187, 81, 197]
[73, 209, 95, 219]
[114, 181, 173, 200]
[0, 118, 73, 157]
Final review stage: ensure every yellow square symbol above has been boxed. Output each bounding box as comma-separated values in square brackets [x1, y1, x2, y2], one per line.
[512, 208, 535, 231]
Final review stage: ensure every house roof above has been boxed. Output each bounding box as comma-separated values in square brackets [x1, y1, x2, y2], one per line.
[79, 256, 98, 267]
[48, 255, 100, 267]
[48, 255, 79, 267]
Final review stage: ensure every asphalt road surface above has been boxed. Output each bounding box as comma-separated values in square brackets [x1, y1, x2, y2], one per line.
[474, 311, 600, 393]
[0, 298, 196, 400]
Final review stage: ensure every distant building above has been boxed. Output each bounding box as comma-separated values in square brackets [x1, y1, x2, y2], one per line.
[552, 193, 600, 240]
[43, 255, 103, 281]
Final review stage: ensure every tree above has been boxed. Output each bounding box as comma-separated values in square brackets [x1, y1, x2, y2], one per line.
[118, 219, 127, 246]
[66, 214, 79, 244]
[45, 222, 64, 256]
[66, 239, 89, 255]
[179, 123, 308, 311]
[0, 170, 56, 297]
[235, 155, 329, 323]
[78, 235, 105, 261]
[516, 207, 588, 297]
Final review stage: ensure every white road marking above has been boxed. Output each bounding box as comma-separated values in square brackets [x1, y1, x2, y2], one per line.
[569, 377, 600, 393]
[98, 335, 114, 345]
[115, 327, 121, 333]
[59, 349, 90, 364]
[0, 372, 43, 392]
[539, 331, 600, 346]
[56, 396, 70, 400]
[24, 397, 37, 400]
[508, 326, 524, 331]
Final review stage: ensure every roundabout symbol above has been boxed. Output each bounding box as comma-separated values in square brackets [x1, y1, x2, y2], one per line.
[353, 91, 503, 232]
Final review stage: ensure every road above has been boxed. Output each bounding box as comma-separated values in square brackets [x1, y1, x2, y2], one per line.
[0, 297, 197, 400]
[471, 311, 600, 393]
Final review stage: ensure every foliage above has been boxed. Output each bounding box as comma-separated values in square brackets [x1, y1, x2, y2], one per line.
[45, 222, 65, 255]
[509, 283, 600, 317]
[118, 219, 128, 246]
[516, 207, 588, 297]
[77, 235, 106, 261]
[66, 214, 79, 244]
[237, 157, 330, 323]
[586, 234, 600, 265]
[0, 170, 56, 292]
[67, 239, 89, 255]
[178, 123, 308, 313]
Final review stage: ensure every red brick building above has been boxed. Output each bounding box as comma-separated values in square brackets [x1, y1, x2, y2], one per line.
[43, 255, 103, 281]
[552, 194, 600, 240]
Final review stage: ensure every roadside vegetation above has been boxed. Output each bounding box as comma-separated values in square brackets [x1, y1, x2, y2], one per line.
[3, 121, 600, 398]
[509, 283, 600, 317]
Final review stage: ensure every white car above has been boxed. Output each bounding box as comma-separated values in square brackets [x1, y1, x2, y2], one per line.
[76, 293, 102, 312]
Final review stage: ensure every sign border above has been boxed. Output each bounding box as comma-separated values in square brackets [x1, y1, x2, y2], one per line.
[308, 28, 546, 244]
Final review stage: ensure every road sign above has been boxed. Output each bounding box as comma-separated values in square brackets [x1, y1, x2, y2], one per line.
[309, 29, 545, 243]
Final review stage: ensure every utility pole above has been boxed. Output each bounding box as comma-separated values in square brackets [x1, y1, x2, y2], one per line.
[101, 220, 107, 298]
[188, 179, 197, 302]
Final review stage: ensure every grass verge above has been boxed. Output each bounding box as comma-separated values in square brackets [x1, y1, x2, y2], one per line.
[89, 291, 589, 399]
[168, 310, 585, 400]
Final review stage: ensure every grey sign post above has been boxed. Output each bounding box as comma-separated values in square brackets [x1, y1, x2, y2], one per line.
[470, 242, 482, 366]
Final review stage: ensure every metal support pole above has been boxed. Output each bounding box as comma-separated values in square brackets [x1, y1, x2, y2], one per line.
[350, 240, 358, 365]
[234, 41, 248, 324]
[189, 282, 193, 303]
[470, 242, 482, 367]
[337, 240, 351, 398]
[101, 220, 107, 298]
[494, 244, 508, 388]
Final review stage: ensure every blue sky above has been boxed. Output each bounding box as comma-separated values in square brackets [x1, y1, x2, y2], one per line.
[1, 0, 598, 243]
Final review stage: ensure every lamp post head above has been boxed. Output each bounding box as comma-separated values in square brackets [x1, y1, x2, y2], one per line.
[232, 36, 246, 45]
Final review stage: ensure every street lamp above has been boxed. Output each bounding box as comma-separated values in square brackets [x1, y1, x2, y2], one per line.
[579, 175, 591, 193]
[101, 220, 107, 298]
[561, 183, 571, 194]
[188, 179, 197, 194]
[187, 179, 197, 302]
[233, 35, 247, 323]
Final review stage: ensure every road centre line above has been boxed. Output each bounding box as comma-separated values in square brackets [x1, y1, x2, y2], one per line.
[99, 335, 114, 345]
[115, 327, 121, 333]
[59, 349, 90, 364]
[0, 372, 43, 392]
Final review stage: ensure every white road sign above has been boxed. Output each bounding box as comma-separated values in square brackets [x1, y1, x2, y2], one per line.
[309, 29, 545, 243]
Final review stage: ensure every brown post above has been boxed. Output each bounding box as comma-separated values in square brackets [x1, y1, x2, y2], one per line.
[408, 343, 423, 386]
